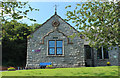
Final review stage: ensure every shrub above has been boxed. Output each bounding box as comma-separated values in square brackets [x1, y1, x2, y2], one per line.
[8, 67, 16, 71]
[107, 62, 110, 64]
[107, 62, 110, 66]
[46, 65, 53, 68]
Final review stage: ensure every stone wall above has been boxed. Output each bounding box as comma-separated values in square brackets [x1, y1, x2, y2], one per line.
[26, 14, 120, 68]
[26, 14, 85, 68]
[85, 47, 119, 66]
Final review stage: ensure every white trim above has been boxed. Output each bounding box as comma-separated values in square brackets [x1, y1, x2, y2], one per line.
[102, 46, 104, 59]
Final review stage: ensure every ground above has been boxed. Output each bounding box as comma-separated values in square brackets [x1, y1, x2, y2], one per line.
[1, 66, 119, 76]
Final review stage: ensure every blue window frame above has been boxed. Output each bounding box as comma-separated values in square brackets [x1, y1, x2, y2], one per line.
[56, 41, 62, 55]
[48, 40, 63, 55]
[48, 41, 55, 55]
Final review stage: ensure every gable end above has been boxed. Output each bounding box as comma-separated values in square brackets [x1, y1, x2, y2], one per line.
[28, 14, 80, 40]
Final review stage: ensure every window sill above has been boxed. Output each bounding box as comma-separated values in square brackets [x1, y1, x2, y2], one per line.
[47, 55, 65, 57]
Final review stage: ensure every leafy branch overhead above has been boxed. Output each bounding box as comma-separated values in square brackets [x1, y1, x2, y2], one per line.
[0, 1, 40, 43]
[65, 1, 120, 49]
[0, 1, 39, 22]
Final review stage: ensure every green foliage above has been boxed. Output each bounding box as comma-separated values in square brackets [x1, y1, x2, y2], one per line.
[0, 1, 39, 22]
[30, 23, 42, 31]
[2, 20, 32, 41]
[2, 20, 33, 67]
[2, 20, 41, 67]
[0, 0, 39, 45]
[65, 5, 71, 9]
[8, 67, 16, 71]
[46, 65, 53, 67]
[65, 1, 120, 49]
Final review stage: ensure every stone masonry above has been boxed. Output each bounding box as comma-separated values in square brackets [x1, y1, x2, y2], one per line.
[26, 13, 120, 68]
[26, 14, 85, 68]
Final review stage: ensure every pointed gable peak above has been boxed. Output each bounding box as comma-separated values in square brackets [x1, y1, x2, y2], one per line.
[28, 13, 79, 40]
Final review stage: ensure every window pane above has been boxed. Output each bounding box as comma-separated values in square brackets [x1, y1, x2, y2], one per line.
[49, 48, 55, 55]
[56, 48, 62, 55]
[56, 41, 62, 47]
[84, 45, 92, 59]
[103, 48, 109, 59]
[97, 47, 102, 59]
[49, 41, 55, 47]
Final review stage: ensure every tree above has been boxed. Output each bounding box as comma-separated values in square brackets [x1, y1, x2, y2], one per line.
[2, 20, 33, 41]
[65, 1, 120, 49]
[0, 0, 39, 44]
[0, 0, 39, 22]
[31, 23, 42, 30]
[2, 20, 42, 67]
[2, 20, 33, 67]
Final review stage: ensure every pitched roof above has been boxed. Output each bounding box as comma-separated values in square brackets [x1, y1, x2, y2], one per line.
[28, 13, 80, 39]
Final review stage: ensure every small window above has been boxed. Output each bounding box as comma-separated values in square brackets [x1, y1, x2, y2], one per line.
[48, 40, 63, 55]
[97, 47, 109, 59]
[53, 37, 58, 39]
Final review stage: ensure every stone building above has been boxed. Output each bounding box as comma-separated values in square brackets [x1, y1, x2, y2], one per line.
[26, 12, 119, 68]
[84, 40, 119, 67]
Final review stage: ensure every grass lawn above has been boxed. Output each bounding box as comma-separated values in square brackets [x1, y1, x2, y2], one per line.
[1, 66, 119, 76]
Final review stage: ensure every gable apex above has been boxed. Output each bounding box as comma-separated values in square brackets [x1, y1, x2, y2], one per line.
[28, 14, 79, 39]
